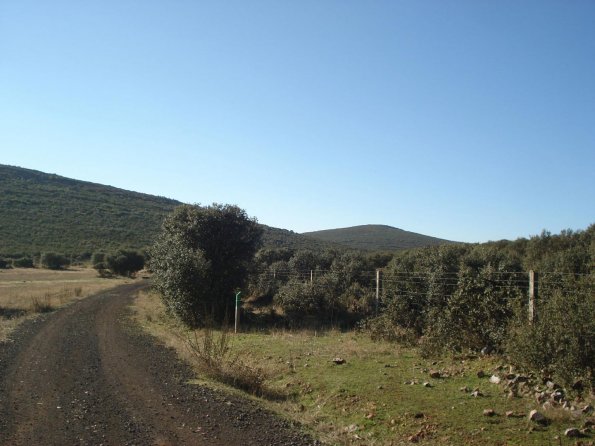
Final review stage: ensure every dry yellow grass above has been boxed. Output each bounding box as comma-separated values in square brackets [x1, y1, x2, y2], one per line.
[0, 267, 130, 341]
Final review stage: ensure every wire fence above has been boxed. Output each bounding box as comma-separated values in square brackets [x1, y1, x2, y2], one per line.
[250, 267, 594, 319]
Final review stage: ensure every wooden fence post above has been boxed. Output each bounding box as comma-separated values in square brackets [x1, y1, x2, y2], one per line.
[528, 270, 538, 323]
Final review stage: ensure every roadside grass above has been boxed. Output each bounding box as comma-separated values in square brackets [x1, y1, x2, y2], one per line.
[0, 267, 129, 341]
[134, 291, 594, 446]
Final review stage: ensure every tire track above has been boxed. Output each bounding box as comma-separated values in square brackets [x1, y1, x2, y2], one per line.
[0, 283, 318, 446]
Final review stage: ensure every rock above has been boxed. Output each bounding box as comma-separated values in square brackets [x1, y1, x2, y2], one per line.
[529, 410, 547, 425]
[332, 358, 346, 365]
[459, 386, 469, 392]
[535, 392, 547, 404]
[422, 382, 432, 388]
[582, 404, 594, 414]
[564, 428, 581, 438]
[483, 409, 496, 417]
[572, 379, 584, 392]
[481, 346, 494, 355]
[552, 389, 564, 402]
[471, 390, 484, 398]
[489, 375, 501, 384]
[429, 370, 441, 379]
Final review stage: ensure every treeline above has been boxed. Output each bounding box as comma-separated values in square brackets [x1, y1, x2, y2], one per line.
[247, 225, 594, 387]
[0, 249, 146, 278]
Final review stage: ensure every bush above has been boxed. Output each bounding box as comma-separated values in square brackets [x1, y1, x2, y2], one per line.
[186, 326, 266, 396]
[12, 257, 34, 268]
[359, 315, 418, 345]
[40, 252, 70, 270]
[91, 252, 106, 267]
[0, 258, 12, 269]
[106, 249, 145, 277]
[150, 204, 263, 326]
[506, 289, 595, 389]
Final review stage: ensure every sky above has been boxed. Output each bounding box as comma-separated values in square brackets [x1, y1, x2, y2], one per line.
[1, 0, 594, 243]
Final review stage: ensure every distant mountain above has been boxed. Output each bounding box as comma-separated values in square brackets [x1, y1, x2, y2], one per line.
[302, 224, 456, 251]
[0, 164, 334, 256]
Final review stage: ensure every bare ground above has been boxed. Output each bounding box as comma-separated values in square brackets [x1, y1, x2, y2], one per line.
[0, 283, 319, 446]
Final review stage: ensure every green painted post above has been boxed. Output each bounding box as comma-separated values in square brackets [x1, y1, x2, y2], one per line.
[235, 291, 241, 333]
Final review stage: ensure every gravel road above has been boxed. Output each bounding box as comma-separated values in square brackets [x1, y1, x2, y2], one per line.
[0, 283, 319, 445]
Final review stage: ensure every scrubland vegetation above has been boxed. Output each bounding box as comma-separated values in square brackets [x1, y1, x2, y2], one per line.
[142, 204, 593, 445]
[135, 289, 593, 446]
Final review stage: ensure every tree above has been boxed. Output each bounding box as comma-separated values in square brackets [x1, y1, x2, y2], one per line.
[12, 257, 34, 268]
[106, 249, 145, 277]
[40, 252, 70, 270]
[150, 204, 263, 326]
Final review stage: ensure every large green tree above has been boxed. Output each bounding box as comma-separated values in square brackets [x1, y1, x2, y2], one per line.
[150, 204, 263, 326]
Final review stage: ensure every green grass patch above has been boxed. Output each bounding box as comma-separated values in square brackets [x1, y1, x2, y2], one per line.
[134, 292, 594, 446]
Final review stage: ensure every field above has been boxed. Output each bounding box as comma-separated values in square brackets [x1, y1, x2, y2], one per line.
[134, 291, 594, 446]
[0, 267, 130, 341]
[2, 269, 592, 445]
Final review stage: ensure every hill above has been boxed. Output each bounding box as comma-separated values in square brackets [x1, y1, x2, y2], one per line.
[0, 164, 181, 256]
[302, 224, 455, 251]
[0, 164, 334, 256]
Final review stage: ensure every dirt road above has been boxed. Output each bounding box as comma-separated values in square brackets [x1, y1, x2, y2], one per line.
[0, 283, 318, 445]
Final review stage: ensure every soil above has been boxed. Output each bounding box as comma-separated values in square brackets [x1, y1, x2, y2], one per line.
[0, 283, 320, 445]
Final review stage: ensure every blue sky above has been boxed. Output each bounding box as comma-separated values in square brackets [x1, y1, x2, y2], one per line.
[1, 1, 594, 243]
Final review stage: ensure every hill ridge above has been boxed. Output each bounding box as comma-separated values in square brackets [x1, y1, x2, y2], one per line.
[0, 164, 335, 256]
[302, 224, 455, 251]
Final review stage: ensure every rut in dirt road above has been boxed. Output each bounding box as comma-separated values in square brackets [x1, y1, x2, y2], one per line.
[0, 283, 319, 446]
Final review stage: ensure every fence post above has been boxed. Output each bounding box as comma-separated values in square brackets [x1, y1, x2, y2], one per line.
[234, 291, 241, 334]
[375, 269, 381, 314]
[528, 270, 538, 323]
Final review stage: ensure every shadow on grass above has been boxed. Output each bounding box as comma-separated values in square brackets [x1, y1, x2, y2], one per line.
[0, 307, 28, 319]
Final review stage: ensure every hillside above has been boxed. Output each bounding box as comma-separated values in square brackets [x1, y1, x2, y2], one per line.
[0, 165, 181, 256]
[302, 224, 455, 251]
[0, 164, 334, 256]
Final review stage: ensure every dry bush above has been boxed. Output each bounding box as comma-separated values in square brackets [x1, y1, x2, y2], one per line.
[29, 295, 53, 313]
[186, 326, 267, 396]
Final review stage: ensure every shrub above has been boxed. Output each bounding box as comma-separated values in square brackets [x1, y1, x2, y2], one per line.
[150, 204, 262, 326]
[0, 258, 11, 269]
[91, 252, 106, 267]
[275, 279, 325, 323]
[106, 249, 145, 277]
[506, 289, 595, 389]
[359, 315, 418, 345]
[40, 252, 70, 270]
[12, 257, 34, 268]
[186, 326, 266, 396]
